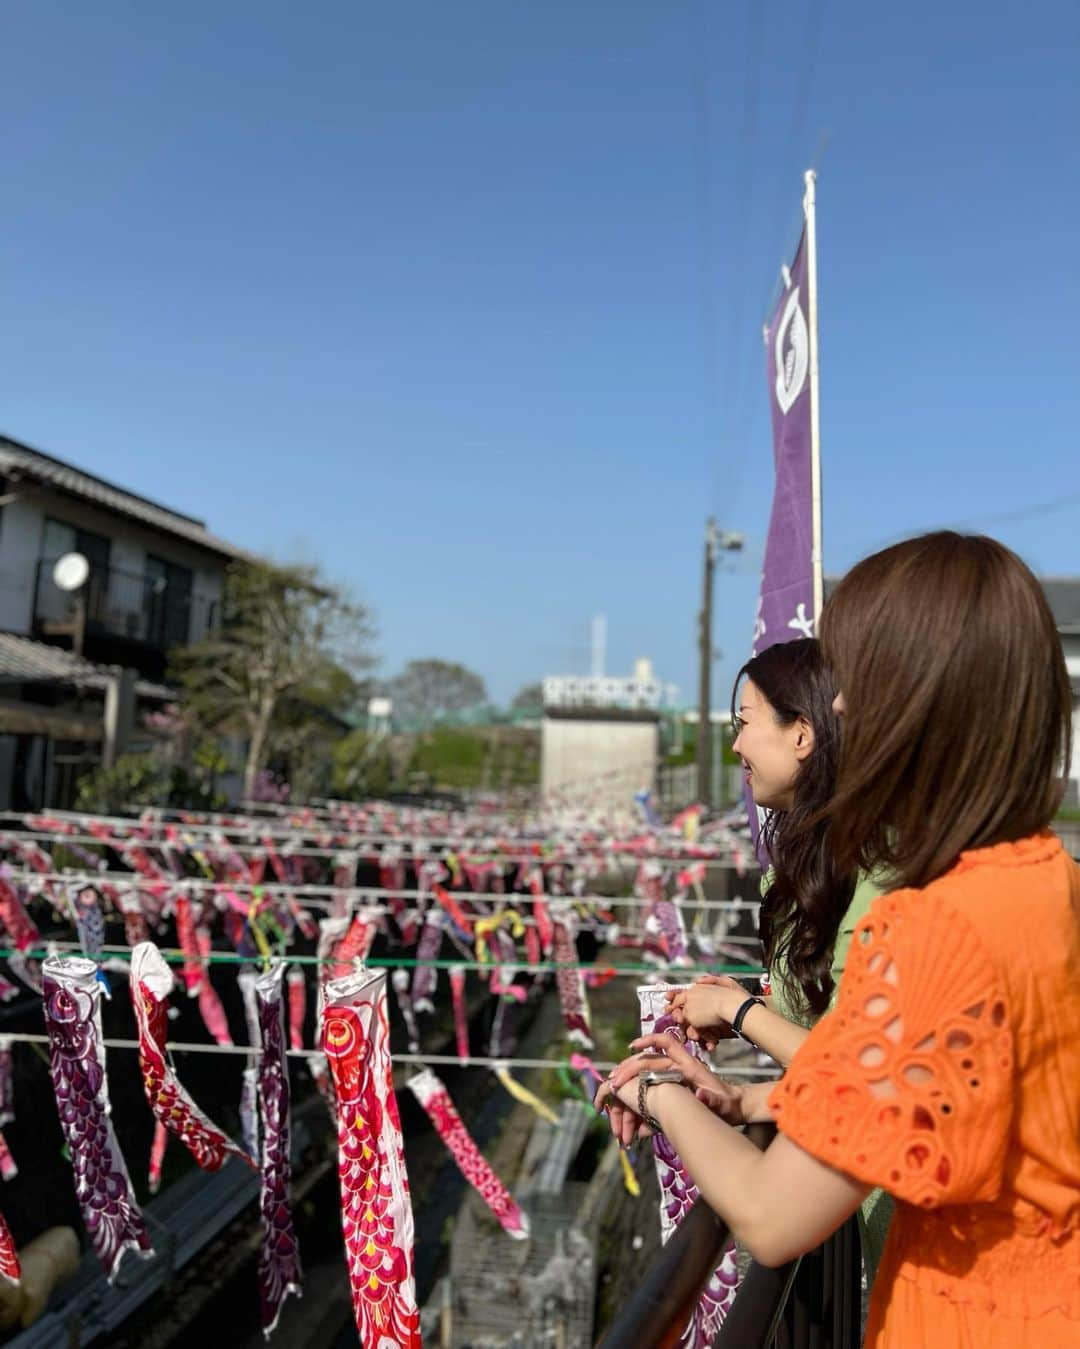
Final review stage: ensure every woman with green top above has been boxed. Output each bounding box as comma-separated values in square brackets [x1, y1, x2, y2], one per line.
[659, 638, 892, 1279]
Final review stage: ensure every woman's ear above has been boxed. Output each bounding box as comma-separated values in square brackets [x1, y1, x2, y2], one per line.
[793, 716, 815, 762]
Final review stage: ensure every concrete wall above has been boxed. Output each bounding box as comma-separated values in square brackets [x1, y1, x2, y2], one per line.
[0, 486, 226, 640]
[541, 715, 658, 812]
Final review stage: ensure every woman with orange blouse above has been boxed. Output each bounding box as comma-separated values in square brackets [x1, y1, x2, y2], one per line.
[596, 532, 1079, 1347]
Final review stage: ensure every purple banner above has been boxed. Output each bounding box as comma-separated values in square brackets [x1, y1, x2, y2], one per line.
[746, 223, 815, 856]
[754, 227, 814, 657]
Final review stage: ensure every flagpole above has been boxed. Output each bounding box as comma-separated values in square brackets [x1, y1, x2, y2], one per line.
[803, 168, 823, 624]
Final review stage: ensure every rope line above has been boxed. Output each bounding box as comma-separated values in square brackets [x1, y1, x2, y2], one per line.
[0, 867, 760, 911]
[0, 1031, 777, 1077]
[0, 945, 764, 977]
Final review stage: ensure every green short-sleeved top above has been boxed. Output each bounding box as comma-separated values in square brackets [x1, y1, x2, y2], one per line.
[759, 867, 894, 1283]
[762, 868, 884, 1028]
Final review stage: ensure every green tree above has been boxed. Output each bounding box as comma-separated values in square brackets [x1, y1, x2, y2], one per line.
[386, 659, 488, 728]
[171, 561, 374, 799]
[331, 729, 397, 799]
[510, 681, 543, 713]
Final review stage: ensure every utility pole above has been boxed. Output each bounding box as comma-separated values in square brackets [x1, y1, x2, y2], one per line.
[697, 520, 744, 809]
[697, 518, 718, 807]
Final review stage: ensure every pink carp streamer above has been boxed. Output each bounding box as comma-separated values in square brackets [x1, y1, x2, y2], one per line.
[148, 1120, 168, 1195]
[449, 966, 470, 1063]
[317, 910, 379, 990]
[0, 1039, 16, 1182]
[0, 877, 40, 952]
[0, 1211, 19, 1285]
[287, 967, 306, 1051]
[130, 943, 253, 1175]
[637, 982, 739, 1345]
[43, 955, 153, 1280]
[255, 963, 303, 1336]
[174, 896, 204, 995]
[195, 924, 233, 1045]
[320, 968, 421, 1349]
[408, 1068, 529, 1240]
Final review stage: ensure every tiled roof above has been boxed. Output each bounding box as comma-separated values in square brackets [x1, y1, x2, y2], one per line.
[0, 633, 173, 700]
[1041, 579, 1080, 631]
[0, 434, 250, 561]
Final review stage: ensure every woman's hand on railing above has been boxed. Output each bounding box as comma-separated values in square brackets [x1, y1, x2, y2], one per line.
[593, 1034, 751, 1140]
[664, 975, 750, 1050]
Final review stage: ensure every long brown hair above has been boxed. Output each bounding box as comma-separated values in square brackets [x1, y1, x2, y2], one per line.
[820, 532, 1072, 889]
[733, 639, 856, 1018]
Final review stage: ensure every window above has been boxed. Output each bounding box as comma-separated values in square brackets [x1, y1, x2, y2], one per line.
[38, 519, 112, 628]
[145, 556, 193, 649]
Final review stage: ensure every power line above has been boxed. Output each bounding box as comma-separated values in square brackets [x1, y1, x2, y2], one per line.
[867, 487, 1080, 549]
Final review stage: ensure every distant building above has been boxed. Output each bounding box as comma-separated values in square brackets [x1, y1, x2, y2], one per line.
[0, 433, 249, 808]
[540, 658, 677, 813]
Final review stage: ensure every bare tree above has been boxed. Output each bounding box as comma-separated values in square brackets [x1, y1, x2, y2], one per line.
[386, 659, 488, 728]
[172, 561, 374, 798]
[510, 682, 543, 712]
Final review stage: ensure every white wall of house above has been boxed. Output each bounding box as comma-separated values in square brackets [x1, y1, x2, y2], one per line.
[0, 488, 227, 640]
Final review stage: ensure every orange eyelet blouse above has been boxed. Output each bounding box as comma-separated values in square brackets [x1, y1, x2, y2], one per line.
[769, 831, 1080, 1347]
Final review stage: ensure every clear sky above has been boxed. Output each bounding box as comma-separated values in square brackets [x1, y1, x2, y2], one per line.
[2, 2, 1078, 706]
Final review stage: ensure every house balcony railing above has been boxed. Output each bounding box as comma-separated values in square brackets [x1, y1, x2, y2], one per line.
[32, 557, 219, 654]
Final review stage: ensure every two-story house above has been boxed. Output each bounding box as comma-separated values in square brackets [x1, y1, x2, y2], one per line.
[0, 433, 250, 808]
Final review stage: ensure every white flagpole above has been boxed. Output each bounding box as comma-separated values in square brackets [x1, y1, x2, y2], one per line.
[803, 168, 824, 625]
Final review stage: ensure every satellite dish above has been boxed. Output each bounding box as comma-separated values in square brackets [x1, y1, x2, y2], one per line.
[53, 552, 90, 593]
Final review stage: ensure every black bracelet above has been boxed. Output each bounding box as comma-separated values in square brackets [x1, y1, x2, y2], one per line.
[731, 995, 765, 1041]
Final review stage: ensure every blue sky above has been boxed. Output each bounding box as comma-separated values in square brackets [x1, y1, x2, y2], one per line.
[2, 2, 1078, 706]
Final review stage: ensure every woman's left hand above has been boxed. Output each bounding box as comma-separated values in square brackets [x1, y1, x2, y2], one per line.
[593, 1075, 654, 1148]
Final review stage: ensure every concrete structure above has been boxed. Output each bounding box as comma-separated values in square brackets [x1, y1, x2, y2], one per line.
[541, 706, 659, 813]
[540, 657, 675, 813]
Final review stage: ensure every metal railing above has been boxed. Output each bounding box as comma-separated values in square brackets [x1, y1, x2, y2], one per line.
[33, 556, 218, 652]
[596, 1122, 863, 1349]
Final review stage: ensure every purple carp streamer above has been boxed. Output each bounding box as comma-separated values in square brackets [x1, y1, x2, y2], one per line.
[550, 903, 593, 1047]
[410, 909, 444, 1014]
[43, 955, 152, 1280]
[255, 962, 303, 1336]
[637, 982, 739, 1346]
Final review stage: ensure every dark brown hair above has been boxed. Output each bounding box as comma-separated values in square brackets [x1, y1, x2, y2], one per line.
[820, 532, 1072, 889]
[732, 639, 856, 1018]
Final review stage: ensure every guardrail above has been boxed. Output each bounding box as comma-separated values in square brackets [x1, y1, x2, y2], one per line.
[596, 1121, 863, 1349]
